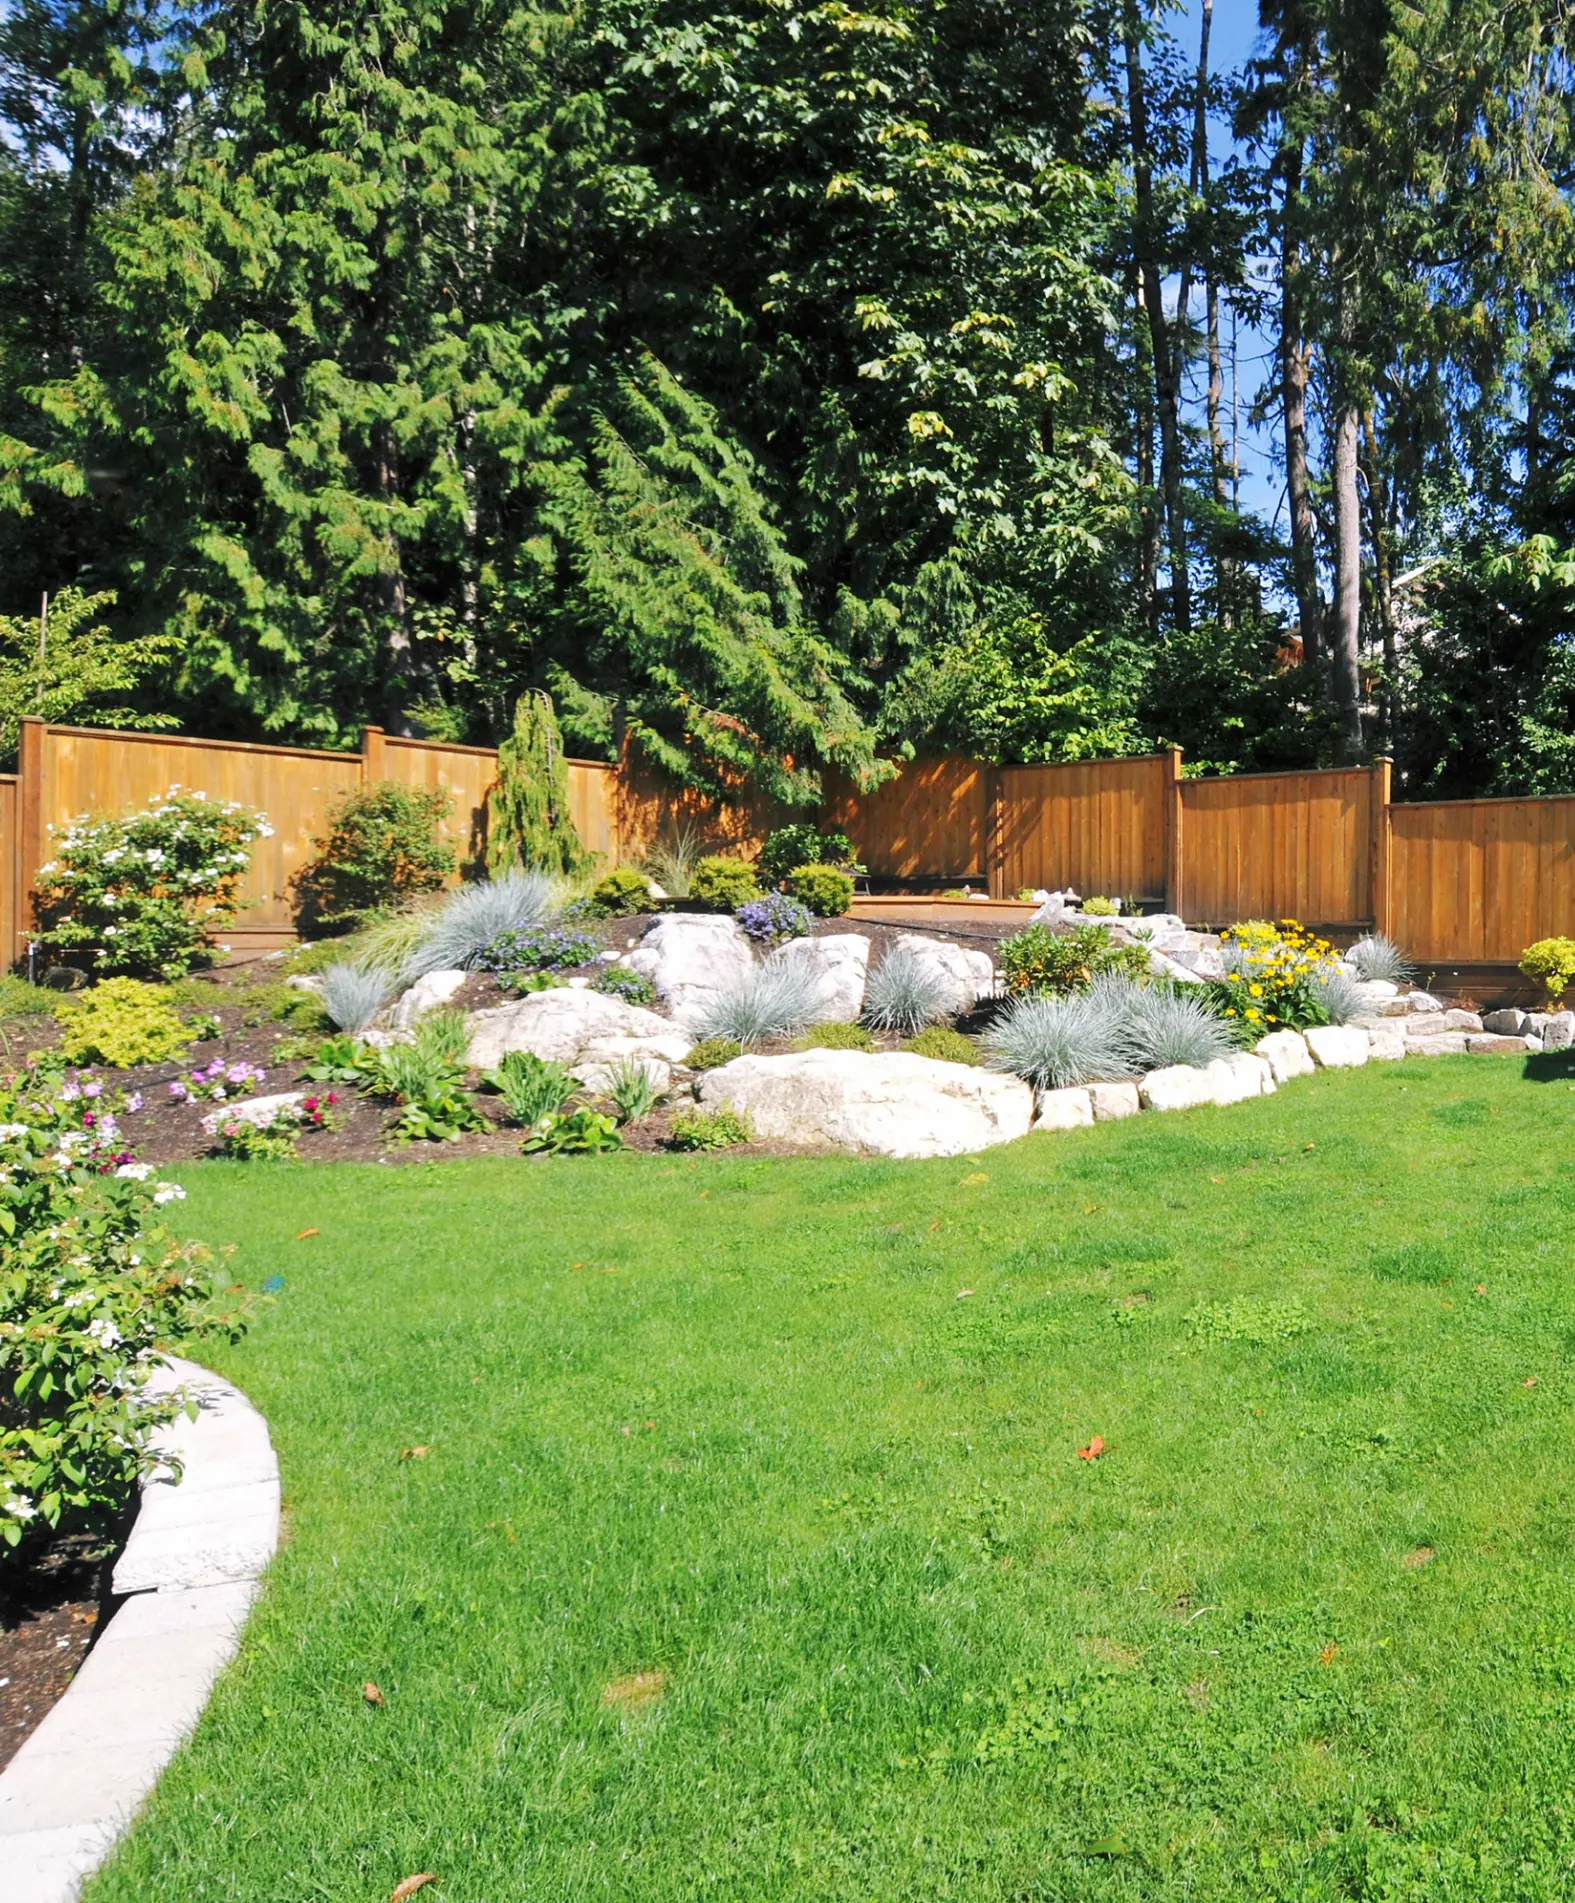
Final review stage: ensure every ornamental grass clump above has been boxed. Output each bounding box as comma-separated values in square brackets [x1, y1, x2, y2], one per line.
[0, 1071, 250, 1551]
[1305, 966, 1366, 1026]
[403, 872, 561, 979]
[696, 961, 822, 1046]
[982, 988, 1128, 1090]
[482, 1052, 578, 1126]
[1347, 932, 1415, 984]
[319, 961, 395, 1036]
[1115, 978, 1236, 1071]
[861, 943, 952, 1035]
[602, 1057, 664, 1124]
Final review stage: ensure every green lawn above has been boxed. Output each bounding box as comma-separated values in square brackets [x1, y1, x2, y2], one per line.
[90, 1054, 1575, 1902]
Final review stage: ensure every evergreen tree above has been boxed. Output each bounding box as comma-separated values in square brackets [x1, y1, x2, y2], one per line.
[486, 690, 591, 880]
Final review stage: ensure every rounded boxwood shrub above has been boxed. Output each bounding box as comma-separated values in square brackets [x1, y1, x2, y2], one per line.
[785, 863, 853, 918]
[758, 826, 860, 886]
[1520, 935, 1575, 1000]
[902, 1025, 982, 1065]
[683, 1036, 744, 1071]
[690, 855, 760, 911]
[797, 1021, 876, 1052]
[291, 781, 455, 937]
[590, 866, 654, 917]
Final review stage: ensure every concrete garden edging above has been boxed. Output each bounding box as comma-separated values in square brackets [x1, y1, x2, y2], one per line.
[0, 1357, 279, 1903]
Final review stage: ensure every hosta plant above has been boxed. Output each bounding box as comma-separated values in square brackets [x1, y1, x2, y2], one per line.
[0, 1072, 250, 1551]
[521, 1108, 624, 1154]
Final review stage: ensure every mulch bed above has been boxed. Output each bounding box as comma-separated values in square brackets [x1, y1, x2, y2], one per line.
[0, 1518, 129, 1774]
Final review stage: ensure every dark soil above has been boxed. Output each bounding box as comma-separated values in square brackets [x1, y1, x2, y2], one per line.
[0, 1519, 128, 1772]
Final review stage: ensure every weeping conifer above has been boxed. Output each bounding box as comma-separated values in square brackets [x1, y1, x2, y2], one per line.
[486, 690, 591, 879]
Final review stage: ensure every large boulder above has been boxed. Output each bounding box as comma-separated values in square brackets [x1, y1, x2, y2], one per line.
[1139, 1065, 1218, 1113]
[1205, 1053, 1275, 1103]
[1541, 1011, 1574, 1051]
[465, 988, 676, 1070]
[1088, 1081, 1142, 1121]
[386, 968, 467, 1033]
[1404, 1008, 1481, 1040]
[1254, 1028, 1315, 1083]
[1481, 1007, 1527, 1035]
[768, 933, 870, 1022]
[1366, 1024, 1407, 1062]
[1034, 1087, 1094, 1132]
[889, 933, 996, 1016]
[1468, 1034, 1533, 1056]
[624, 914, 755, 1027]
[1407, 1032, 1470, 1057]
[696, 1050, 1033, 1158]
[1303, 1025, 1370, 1069]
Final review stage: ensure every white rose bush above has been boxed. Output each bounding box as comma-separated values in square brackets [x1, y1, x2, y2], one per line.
[0, 1069, 251, 1553]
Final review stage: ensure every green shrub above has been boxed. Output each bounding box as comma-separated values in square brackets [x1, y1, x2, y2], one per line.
[797, 1021, 876, 1052]
[998, 923, 1148, 998]
[521, 1107, 624, 1154]
[684, 1036, 744, 1071]
[0, 1072, 249, 1549]
[291, 782, 455, 936]
[1081, 895, 1118, 916]
[592, 964, 657, 1006]
[785, 863, 854, 918]
[669, 1105, 754, 1151]
[589, 867, 654, 916]
[1519, 936, 1575, 1001]
[388, 1087, 489, 1143]
[482, 1051, 578, 1125]
[0, 977, 56, 1021]
[55, 978, 192, 1067]
[758, 826, 861, 886]
[486, 689, 591, 880]
[690, 855, 760, 911]
[34, 791, 270, 981]
[903, 1026, 981, 1065]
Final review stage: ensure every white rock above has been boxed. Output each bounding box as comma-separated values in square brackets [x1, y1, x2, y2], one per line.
[1303, 1025, 1370, 1069]
[286, 974, 324, 996]
[1543, 1012, 1574, 1050]
[1088, 1081, 1142, 1121]
[1481, 1007, 1527, 1035]
[1254, 1029, 1315, 1083]
[465, 988, 674, 1070]
[1352, 977, 1399, 1002]
[1034, 1087, 1094, 1131]
[623, 914, 755, 1026]
[768, 933, 870, 1022]
[1405, 1008, 1481, 1037]
[574, 1046, 673, 1098]
[1139, 1065, 1218, 1113]
[1027, 889, 1080, 926]
[1525, 1035, 1545, 1053]
[889, 933, 996, 1015]
[385, 968, 467, 1032]
[1406, 1033, 1470, 1057]
[1366, 1025, 1407, 1062]
[1405, 990, 1444, 1013]
[1468, 1034, 1532, 1055]
[696, 1050, 1033, 1158]
[199, 1092, 305, 1136]
[1206, 1053, 1275, 1103]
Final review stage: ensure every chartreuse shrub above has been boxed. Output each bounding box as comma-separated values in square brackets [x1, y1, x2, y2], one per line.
[291, 782, 455, 936]
[796, 1021, 876, 1052]
[998, 923, 1149, 998]
[55, 977, 192, 1067]
[1081, 895, 1118, 916]
[668, 1104, 753, 1150]
[33, 792, 270, 981]
[690, 855, 760, 911]
[785, 862, 854, 918]
[903, 1025, 981, 1065]
[758, 825, 861, 885]
[589, 866, 654, 916]
[1520, 935, 1575, 1000]
[683, 1036, 744, 1071]
[0, 1073, 249, 1550]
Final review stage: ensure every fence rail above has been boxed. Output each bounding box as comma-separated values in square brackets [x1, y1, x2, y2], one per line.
[3, 716, 1572, 965]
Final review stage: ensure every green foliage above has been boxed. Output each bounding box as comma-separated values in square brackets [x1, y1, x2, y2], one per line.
[0, 1074, 248, 1548]
[482, 1052, 578, 1127]
[796, 1021, 876, 1053]
[0, 588, 177, 767]
[601, 1057, 663, 1125]
[683, 1037, 743, 1072]
[33, 792, 269, 981]
[520, 1108, 623, 1155]
[785, 863, 853, 919]
[1185, 1299, 1313, 1347]
[54, 977, 190, 1067]
[668, 1106, 753, 1152]
[0, 977, 56, 1021]
[1212, 921, 1343, 1035]
[1081, 896, 1118, 917]
[998, 924, 1149, 998]
[758, 827, 860, 886]
[364, 1012, 471, 1106]
[591, 965, 656, 1007]
[689, 856, 759, 912]
[388, 1087, 489, 1145]
[291, 783, 455, 937]
[588, 867, 654, 917]
[300, 1035, 371, 1085]
[486, 691, 591, 881]
[1519, 936, 1575, 1000]
[902, 1026, 982, 1066]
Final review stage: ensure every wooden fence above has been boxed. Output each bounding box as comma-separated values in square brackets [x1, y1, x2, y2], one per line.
[3, 717, 1573, 965]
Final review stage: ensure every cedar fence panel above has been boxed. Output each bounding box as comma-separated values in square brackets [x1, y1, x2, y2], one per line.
[1389, 795, 1575, 964]
[1179, 767, 1374, 929]
[993, 755, 1170, 904]
[0, 774, 17, 964]
[825, 758, 987, 883]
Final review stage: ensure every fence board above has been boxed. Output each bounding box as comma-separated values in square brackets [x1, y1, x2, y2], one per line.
[825, 759, 987, 883]
[0, 775, 16, 964]
[1390, 795, 1575, 963]
[994, 756, 1169, 903]
[1179, 767, 1373, 928]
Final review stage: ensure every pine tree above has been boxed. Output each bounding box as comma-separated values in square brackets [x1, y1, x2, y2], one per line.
[486, 690, 591, 879]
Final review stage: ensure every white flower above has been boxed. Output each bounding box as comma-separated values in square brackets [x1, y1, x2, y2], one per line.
[115, 1162, 154, 1180]
[86, 1316, 123, 1347]
[2, 1492, 37, 1523]
[153, 1183, 186, 1204]
[0, 1123, 28, 1140]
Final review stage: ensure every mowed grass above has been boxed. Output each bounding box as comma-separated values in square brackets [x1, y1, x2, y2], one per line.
[90, 1054, 1575, 1902]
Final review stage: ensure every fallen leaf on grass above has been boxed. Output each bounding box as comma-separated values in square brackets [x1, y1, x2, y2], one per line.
[1524, 1376, 1540, 1388]
[955, 1289, 975, 1301]
[927, 1220, 944, 1233]
[1318, 1643, 1339, 1667]
[1302, 1142, 1316, 1152]
[959, 1172, 989, 1187]
[391, 1877, 440, 1903]
[1403, 1546, 1435, 1569]
[1078, 1435, 1105, 1461]
[601, 1669, 667, 1711]
[399, 1445, 429, 1461]
[295, 1228, 319, 1240]
[363, 1681, 385, 1706]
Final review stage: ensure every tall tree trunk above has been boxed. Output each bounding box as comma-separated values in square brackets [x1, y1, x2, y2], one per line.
[1362, 409, 1398, 758]
[1121, 0, 1189, 633]
[1279, 147, 1323, 672]
[375, 417, 412, 735]
[1206, 277, 1234, 620]
[1133, 273, 1160, 634]
[1330, 401, 1364, 759]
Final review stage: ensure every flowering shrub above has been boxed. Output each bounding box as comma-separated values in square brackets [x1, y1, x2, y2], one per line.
[477, 924, 604, 973]
[33, 791, 271, 981]
[212, 1094, 341, 1160]
[1211, 919, 1343, 1034]
[169, 1057, 268, 1104]
[56, 978, 193, 1068]
[736, 894, 813, 945]
[0, 1070, 249, 1550]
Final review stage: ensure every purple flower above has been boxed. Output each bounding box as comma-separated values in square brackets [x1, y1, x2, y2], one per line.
[169, 1081, 188, 1101]
[124, 1092, 144, 1113]
[83, 1081, 103, 1100]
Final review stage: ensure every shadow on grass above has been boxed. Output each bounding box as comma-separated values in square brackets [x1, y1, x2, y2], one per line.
[1522, 1049, 1575, 1084]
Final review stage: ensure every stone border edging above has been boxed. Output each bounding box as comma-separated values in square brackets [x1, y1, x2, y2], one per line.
[0, 1356, 280, 1903]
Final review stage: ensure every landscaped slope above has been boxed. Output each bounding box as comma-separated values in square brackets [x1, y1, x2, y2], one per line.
[93, 1054, 1575, 1901]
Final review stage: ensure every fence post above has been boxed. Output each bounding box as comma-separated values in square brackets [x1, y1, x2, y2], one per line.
[984, 766, 1002, 897]
[1163, 747, 1185, 920]
[361, 726, 386, 784]
[17, 716, 47, 954]
[1370, 754, 1393, 936]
